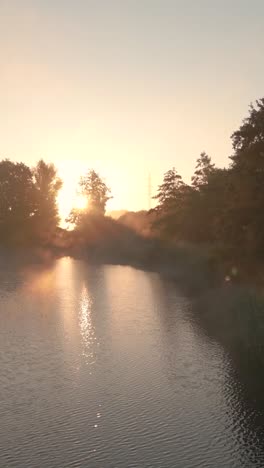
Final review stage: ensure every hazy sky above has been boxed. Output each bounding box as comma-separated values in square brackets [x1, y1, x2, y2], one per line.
[1, 0, 264, 213]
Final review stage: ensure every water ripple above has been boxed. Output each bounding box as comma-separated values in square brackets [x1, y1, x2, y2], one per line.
[0, 259, 263, 467]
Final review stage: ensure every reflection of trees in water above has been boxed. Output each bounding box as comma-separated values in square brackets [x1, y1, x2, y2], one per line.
[207, 345, 264, 466]
[0, 250, 56, 295]
[193, 286, 264, 465]
[0, 268, 22, 295]
[148, 276, 204, 379]
[226, 344, 264, 453]
[148, 277, 264, 465]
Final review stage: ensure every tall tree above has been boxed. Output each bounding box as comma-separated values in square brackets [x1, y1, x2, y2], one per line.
[0, 160, 36, 243]
[231, 98, 264, 154]
[32, 160, 62, 240]
[152, 168, 186, 238]
[191, 152, 215, 188]
[228, 99, 264, 255]
[153, 168, 184, 211]
[188, 153, 224, 242]
[79, 169, 112, 216]
[68, 169, 112, 229]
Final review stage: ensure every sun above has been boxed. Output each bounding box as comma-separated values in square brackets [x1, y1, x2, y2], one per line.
[74, 194, 87, 210]
[57, 185, 88, 226]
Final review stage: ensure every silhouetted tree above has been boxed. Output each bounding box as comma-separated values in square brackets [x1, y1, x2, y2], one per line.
[32, 160, 62, 241]
[187, 153, 226, 242]
[0, 160, 36, 243]
[68, 169, 112, 231]
[228, 99, 264, 255]
[231, 99, 264, 154]
[152, 168, 188, 239]
[153, 168, 184, 210]
[201, 167, 231, 243]
[152, 160, 231, 245]
[191, 152, 215, 188]
[79, 169, 112, 215]
[0, 96, 264, 268]
[149, 97, 264, 263]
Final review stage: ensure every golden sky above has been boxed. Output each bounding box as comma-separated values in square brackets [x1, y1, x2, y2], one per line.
[1, 1, 264, 218]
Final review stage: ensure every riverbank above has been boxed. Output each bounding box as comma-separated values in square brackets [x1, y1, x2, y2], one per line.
[68, 237, 217, 294]
[0, 231, 260, 294]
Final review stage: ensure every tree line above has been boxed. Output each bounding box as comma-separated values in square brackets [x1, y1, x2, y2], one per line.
[1, 97, 264, 264]
[0, 157, 112, 245]
[152, 98, 264, 262]
[0, 160, 62, 245]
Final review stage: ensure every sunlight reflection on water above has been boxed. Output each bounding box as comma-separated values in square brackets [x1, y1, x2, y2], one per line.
[0, 259, 264, 467]
[79, 284, 97, 365]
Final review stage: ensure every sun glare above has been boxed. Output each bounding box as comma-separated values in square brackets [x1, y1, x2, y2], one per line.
[57, 184, 88, 226]
[56, 163, 91, 226]
[74, 194, 87, 210]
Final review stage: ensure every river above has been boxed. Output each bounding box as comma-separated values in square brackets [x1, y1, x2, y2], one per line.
[0, 257, 264, 467]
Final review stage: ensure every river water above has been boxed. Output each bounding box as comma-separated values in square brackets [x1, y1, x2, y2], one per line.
[0, 257, 264, 467]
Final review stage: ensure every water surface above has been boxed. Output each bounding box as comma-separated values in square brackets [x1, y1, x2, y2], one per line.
[0, 257, 264, 467]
